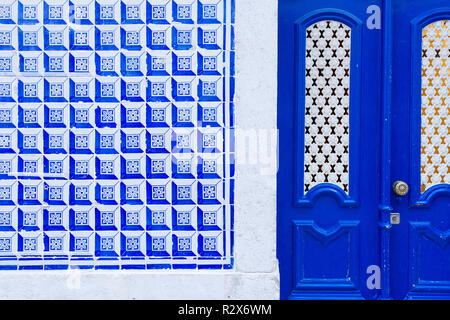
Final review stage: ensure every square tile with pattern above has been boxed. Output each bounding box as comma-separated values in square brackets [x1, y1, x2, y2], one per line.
[0, 0, 235, 270]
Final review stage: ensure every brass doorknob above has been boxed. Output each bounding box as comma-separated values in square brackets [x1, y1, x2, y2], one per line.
[392, 181, 409, 196]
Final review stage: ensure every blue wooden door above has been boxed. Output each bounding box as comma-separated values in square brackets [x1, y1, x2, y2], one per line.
[390, 0, 450, 299]
[278, 0, 382, 299]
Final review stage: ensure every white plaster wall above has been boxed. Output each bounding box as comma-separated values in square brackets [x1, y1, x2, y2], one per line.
[0, 0, 279, 299]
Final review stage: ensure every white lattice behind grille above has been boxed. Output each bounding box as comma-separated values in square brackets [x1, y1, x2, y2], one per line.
[421, 20, 450, 192]
[304, 20, 351, 194]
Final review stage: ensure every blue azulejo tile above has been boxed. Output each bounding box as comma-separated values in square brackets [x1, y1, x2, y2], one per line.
[69, 155, 94, 179]
[95, 207, 119, 230]
[171, 181, 196, 205]
[95, 182, 119, 205]
[18, 26, 43, 51]
[43, 26, 68, 50]
[0, 155, 16, 179]
[197, 154, 222, 179]
[120, 206, 145, 230]
[172, 104, 195, 127]
[95, 79, 120, 102]
[146, 232, 170, 256]
[120, 104, 145, 127]
[120, 25, 144, 50]
[44, 53, 67, 73]
[43, 1, 67, 25]
[43, 129, 68, 154]
[146, 180, 170, 205]
[172, 1, 194, 24]
[69, 79, 95, 103]
[69, 26, 94, 50]
[69, 182, 93, 205]
[198, 0, 222, 24]
[0, 208, 16, 232]
[172, 155, 196, 179]
[197, 103, 222, 127]
[95, 129, 120, 154]
[69, 129, 95, 154]
[146, 1, 169, 25]
[95, 232, 120, 257]
[120, 129, 145, 153]
[197, 179, 222, 204]
[198, 26, 221, 49]
[146, 78, 170, 102]
[18, 1, 42, 25]
[146, 52, 169, 76]
[18, 79, 43, 103]
[171, 128, 195, 153]
[198, 77, 222, 101]
[172, 52, 195, 76]
[197, 206, 222, 231]
[120, 78, 145, 102]
[69, 0, 94, 25]
[0, 54, 14, 74]
[0, 80, 16, 102]
[121, 155, 145, 179]
[44, 105, 68, 128]
[70, 104, 94, 128]
[18, 208, 41, 231]
[172, 233, 195, 257]
[120, 181, 144, 205]
[120, 232, 145, 256]
[69, 52, 92, 73]
[0, 2, 17, 25]
[171, 207, 195, 230]
[146, 103, 170, 127]
[44, 79, 69, 102]
[95, 105, 119, 128]
[146, 26, 169, 50]
[95, 1, 119, 25]
[121, 0, 145, 24]
[96, 155, 120, 180]
[171, 77, 195, 102]
[146, 207, 170, 231]
[43, 155, 69, 178]
[18, 105, 43, 128]
[197, 233, 222, 257]
[146, 154, 169, 179]
[171, 26, 193, 50]
[95, 26, 120, 50]
[0, 26, 16, 51]
[121, 52, 145, 76]
[197, 51, 221, 75]
[69, 207, 94, 231]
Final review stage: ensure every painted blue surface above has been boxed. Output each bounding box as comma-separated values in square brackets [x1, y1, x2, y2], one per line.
[278, 0, 450, 300]
[391, 0, 450, 300]
[278, 0, 382, 300]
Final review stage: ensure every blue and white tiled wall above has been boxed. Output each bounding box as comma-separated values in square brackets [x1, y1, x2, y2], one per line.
[0, 0, 235, 270]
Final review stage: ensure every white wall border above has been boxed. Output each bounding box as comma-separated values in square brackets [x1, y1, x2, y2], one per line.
[0, 0, 279, 300]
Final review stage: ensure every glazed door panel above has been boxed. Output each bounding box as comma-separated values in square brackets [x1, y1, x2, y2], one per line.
[391, 0, 450, 300]
[278, 0, 382, 300]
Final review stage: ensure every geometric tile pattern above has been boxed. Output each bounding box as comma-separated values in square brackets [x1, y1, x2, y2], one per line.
[0, 0, 234, 270]
[304, 20, 350, 194]
[421, 20, 450, 193]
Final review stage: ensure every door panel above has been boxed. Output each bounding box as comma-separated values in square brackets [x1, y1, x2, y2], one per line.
[278, 0, 381, 300]
[391, 0, 450, 300]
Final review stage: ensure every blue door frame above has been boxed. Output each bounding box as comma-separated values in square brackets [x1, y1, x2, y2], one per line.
[278, 0, 450, 300]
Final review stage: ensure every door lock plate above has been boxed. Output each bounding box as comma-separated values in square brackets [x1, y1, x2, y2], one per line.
[390, 213, 400, 225]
